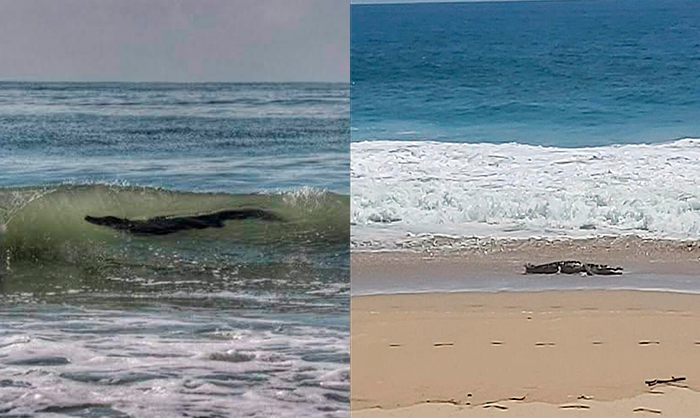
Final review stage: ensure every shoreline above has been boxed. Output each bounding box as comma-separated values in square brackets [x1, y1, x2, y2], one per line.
[352, 235, 700, 295]
[352, 289, 700, 415]
[352, 234, 700, 269]
[351, 236, 700, 416]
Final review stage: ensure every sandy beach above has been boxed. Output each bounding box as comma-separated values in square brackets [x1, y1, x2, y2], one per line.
[352, 287, 700, 416]
[351, 0, 700, 416]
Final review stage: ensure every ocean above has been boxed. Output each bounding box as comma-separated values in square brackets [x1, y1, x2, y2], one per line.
[351, 0, 700, 249]
[0, 82, 350, 417]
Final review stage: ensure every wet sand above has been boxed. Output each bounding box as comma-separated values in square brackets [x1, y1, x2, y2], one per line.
[352, 236, 700, 295]
[352, 235, 700, 281]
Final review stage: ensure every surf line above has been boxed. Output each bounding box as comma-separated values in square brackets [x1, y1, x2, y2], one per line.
[85, 209, 283, 236]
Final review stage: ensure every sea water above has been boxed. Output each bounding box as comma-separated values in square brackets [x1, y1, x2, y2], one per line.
[0, 82, 349, 416]
[351, 0, 700, 295]
[351, 0, 700, 247]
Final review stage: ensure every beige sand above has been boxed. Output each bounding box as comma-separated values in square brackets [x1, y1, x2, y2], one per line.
[354, 386, 700, 417]
[352, 290, 700, 416]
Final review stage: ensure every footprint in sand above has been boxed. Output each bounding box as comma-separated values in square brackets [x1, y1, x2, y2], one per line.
[425, 398, 460, 405]
[559, 404, 591, 409]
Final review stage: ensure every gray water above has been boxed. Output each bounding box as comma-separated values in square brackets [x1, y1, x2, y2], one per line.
[0, 82, 349, 417]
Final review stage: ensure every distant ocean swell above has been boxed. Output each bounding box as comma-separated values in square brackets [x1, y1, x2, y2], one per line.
[352, 138, 700, 247]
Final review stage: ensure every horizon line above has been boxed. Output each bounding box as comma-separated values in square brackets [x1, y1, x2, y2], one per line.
[0, 79, 350, 84]
[352, 0, 574, 5]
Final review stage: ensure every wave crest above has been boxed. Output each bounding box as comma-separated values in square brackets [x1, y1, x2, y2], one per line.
[352, 138, 700, 244]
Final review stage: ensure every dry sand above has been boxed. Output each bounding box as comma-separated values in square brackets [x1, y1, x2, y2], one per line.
[352, 290, 700, 416]
[353, 386, 700, 417]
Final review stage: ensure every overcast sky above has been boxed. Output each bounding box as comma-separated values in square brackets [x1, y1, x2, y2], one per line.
[0, 0, 349, 82]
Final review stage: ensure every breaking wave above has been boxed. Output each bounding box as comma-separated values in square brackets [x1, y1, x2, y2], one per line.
[352, 138, 700, 247]
[0, 184, 349, 294]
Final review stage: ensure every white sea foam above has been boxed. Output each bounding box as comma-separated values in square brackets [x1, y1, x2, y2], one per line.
[352, 139, 700, 248]
[0, 306, 349, 417]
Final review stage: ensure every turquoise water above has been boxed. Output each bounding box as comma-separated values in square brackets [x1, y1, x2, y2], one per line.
[0, 83, 349, 416]
[352, 0, 700, 146]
